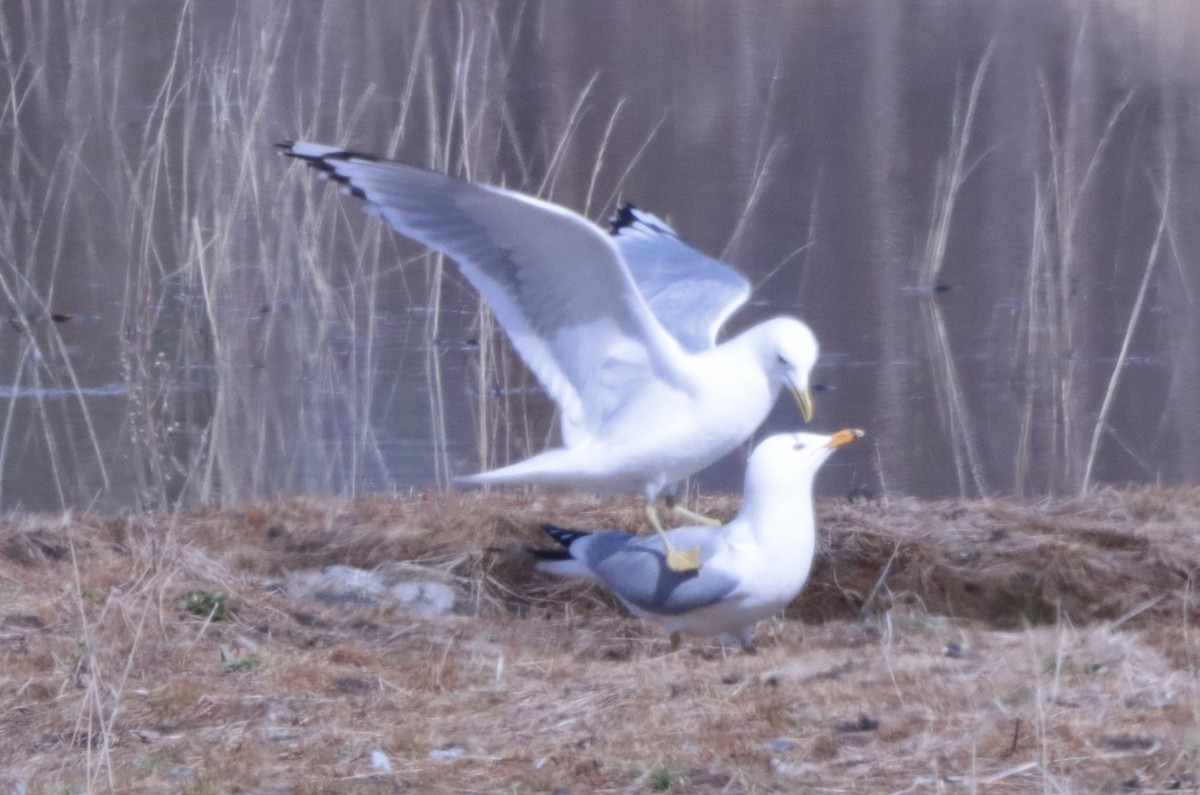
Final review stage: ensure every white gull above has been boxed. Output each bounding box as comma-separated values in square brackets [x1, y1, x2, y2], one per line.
[535, 429, 863, 651]
[281, 142, 819, 571]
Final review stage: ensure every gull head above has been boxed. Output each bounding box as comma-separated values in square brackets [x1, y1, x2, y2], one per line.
[762, 317, 819, 422]
[744, 428, 864, 498]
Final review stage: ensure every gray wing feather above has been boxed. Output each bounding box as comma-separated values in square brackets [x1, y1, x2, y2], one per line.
[612, 207, 751, 352]
[285, 144, 687, 445]
[575, 527, 738, 616]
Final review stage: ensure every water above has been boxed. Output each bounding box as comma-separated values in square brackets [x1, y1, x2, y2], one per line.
[1, 1, 1197, 511]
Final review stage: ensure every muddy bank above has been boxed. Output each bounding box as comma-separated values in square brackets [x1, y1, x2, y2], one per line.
[2, 487, 1198, 792]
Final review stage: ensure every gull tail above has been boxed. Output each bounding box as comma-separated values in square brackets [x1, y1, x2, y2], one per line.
[454, 449, 588, 488]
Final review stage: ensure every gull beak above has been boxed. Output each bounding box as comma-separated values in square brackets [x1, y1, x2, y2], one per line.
[826, 428, 865, 449]
[789, 380, 814, 423]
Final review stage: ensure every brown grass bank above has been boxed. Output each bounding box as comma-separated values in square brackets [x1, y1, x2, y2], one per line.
[1, 487, 1198, 793]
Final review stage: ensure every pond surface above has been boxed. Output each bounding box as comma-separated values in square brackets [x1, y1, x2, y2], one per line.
[2, 1, 1198, 511]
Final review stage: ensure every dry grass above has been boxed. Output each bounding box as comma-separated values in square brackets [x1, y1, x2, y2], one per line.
[1, 487, 1198, 793]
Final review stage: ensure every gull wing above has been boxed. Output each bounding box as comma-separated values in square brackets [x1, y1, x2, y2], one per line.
[609, 204, 751, 352]
[574, 526, 738, 616]
[282, 143, 689, 446]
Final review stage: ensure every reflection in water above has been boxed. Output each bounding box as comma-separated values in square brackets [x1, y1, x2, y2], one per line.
[0, 1, 1197, 511]
[0, 384, 127, 399]
[921, 297, 989, 497]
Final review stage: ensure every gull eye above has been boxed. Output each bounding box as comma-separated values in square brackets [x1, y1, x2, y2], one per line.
[776, 353, 789, 366]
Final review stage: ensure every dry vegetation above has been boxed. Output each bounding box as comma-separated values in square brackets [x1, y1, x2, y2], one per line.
[2, 487, 1199, 793]
[1, 7, 1197, 792]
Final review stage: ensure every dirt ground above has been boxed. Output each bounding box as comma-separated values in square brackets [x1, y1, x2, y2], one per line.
[1, 487, 1198, 793]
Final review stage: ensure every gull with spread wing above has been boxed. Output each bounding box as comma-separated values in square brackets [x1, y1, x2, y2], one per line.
[280, 142, 819, 571]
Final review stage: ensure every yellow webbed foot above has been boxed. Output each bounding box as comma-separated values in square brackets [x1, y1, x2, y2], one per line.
[646, 503, 703, 572]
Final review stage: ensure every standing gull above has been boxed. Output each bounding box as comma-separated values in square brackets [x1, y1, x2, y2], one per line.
[535, 429, 863, 651]
[280, 142, 819, 571]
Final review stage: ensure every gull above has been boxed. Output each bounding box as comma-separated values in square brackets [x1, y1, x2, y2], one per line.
[534, 428, 863, 651]
[280, 141, 819, 571]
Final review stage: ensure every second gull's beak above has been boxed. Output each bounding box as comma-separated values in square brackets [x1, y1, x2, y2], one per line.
[826, 428, 866, 449]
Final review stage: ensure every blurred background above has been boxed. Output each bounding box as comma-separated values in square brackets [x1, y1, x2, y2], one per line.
[0, 1, 1197, 512]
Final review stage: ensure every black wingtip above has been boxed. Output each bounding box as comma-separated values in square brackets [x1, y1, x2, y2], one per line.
[529, 524, 591, 561]
[276, 140, 326, 162]
[275, 141, 331, 168]
[529, 547, 572, 561]
[540, 523, 590, 549]
[607, 202, 676, 239]
[277, 141, 374, 201]
[607, 201, 639, 235]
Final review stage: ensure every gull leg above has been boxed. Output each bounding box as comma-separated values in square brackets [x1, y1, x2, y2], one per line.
[669, 632, 682, 653]
[671, 504, 721, 527]
[646, 503, 702, 572]
[663, 491, 720, 527]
